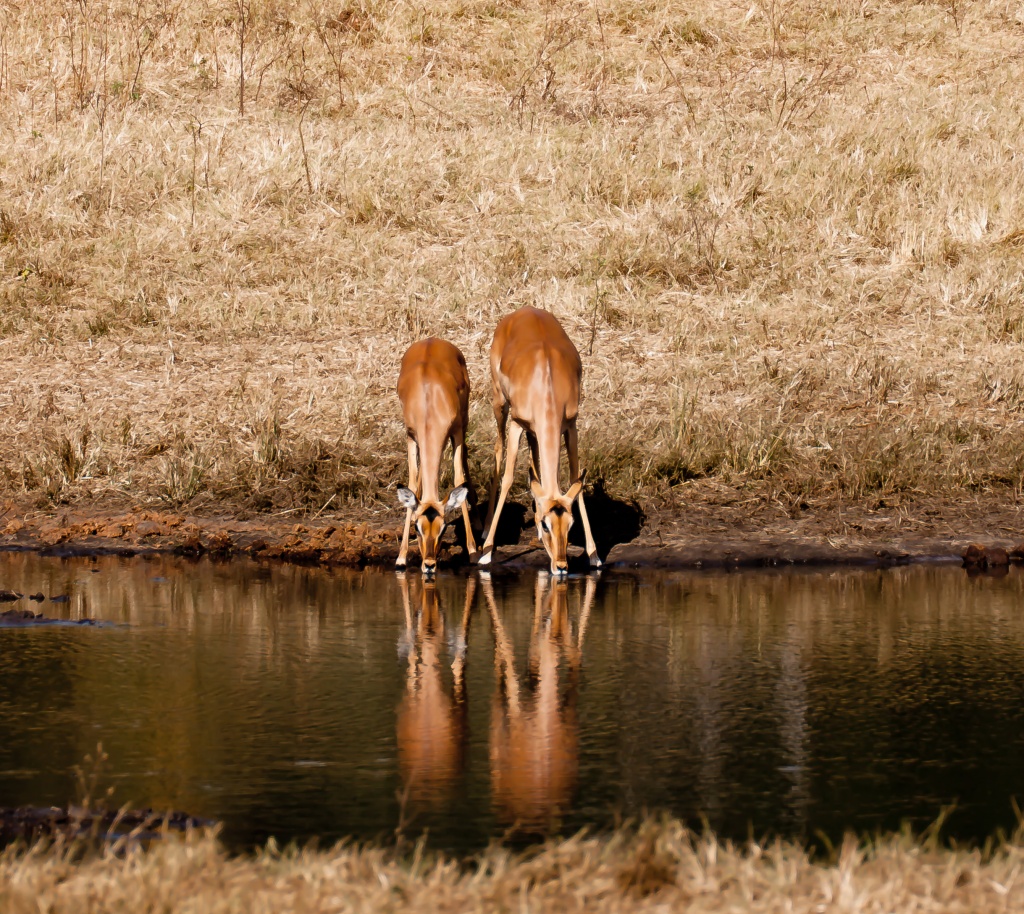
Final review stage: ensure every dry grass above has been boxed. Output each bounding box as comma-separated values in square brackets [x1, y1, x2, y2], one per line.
[6, 819, 1024, 913]
[1, 0, 1024, 517]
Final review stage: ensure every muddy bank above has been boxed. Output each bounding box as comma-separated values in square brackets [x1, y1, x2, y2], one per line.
[0, 503, 395, 566]
[0, 495, 1022, 571]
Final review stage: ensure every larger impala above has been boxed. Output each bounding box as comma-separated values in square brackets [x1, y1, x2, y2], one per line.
[477, 306, 600, 575]
[396, 338, 478, 573]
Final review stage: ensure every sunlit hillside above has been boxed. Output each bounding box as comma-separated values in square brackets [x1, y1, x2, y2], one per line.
[1, 0, 1022, 516]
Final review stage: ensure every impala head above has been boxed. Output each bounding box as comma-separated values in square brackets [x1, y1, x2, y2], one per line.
[397, 485, 469, 575]
[530, 470, 586, 577]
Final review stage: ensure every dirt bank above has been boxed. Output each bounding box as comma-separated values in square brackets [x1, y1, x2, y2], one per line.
[0, 493, 1021, 572]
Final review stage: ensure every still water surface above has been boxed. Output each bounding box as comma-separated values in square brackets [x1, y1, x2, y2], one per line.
[2, 553, 1024, 851]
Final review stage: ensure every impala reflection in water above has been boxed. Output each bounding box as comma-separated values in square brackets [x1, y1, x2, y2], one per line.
[396, 574, 476, 809]
[395, 571, 595, 829]
[484, 574, 596, 831]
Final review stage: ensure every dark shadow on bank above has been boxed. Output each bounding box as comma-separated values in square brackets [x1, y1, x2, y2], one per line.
[446, 480, 638, 571]
[570, 479, 645, 560]
[461, 501, 529, 550]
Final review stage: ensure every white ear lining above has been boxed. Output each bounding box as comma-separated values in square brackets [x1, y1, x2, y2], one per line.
[397, 486, 419, 510]
[444, 485, 469, 512]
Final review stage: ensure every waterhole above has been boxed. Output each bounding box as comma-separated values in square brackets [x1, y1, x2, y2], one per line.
[1, 553, 1022, 852]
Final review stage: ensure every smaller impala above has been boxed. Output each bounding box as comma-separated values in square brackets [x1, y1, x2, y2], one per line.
[478, 306, 600, 575]
[396, 338, 478, 574]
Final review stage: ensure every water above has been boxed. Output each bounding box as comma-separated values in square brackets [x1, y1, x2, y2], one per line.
[2, 552, 1024, 852]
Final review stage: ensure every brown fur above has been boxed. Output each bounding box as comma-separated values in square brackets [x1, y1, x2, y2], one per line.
[396, 339, 477, 572]
[479, 308, 600, 574]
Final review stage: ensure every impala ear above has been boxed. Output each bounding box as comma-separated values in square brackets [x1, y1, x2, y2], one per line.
[397, 486, 419, 510]
[566, 470, 587, 502]
[444, 485, 469, 512]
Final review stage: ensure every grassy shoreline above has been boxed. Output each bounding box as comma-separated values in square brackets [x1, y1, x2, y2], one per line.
[2, 0, 1024, 522]
[5, 819, 1024, 913]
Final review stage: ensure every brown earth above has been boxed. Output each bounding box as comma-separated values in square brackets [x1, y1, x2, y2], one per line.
[1, 494, 1022, 572]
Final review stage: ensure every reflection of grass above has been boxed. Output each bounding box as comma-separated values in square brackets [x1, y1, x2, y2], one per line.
[2, 744, 201, 854]
[5, 817, 1024, 911]
[3, 0, 1024, 516]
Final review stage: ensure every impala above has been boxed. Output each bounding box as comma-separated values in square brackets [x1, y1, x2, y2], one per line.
[477, 306, 600, 575]
[396, 338, 478, 573]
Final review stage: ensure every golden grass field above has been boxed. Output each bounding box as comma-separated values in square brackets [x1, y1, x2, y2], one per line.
[7, 820, 1024, 913]
[1, 0, 1023, 524]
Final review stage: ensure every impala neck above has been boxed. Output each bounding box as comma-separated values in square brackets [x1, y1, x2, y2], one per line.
[534, 418, 565, 497]
[417, 427, 446, 504]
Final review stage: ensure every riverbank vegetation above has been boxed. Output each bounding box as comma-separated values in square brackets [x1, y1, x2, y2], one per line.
[5, 819, 1024, 913]
[1, 0, 1023, 520]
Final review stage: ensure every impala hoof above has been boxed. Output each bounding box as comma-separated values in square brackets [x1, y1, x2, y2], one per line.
[588, 554, 604, 569]
[476, 549, 493, 566]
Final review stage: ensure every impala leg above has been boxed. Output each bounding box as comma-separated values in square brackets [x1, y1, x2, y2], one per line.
[483, 399, 509, 533]
[453, 437, 478, 561]
[566, 424, 602, 568]
[458, 426, 478, 506]
[452, 575, 476, 700]
[481, 574, 519, 713]
[397, 570, 416, 668]
[527, 431, 540, 484]
[478, 420, 523, 565]
[397, 437, 419, 569]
